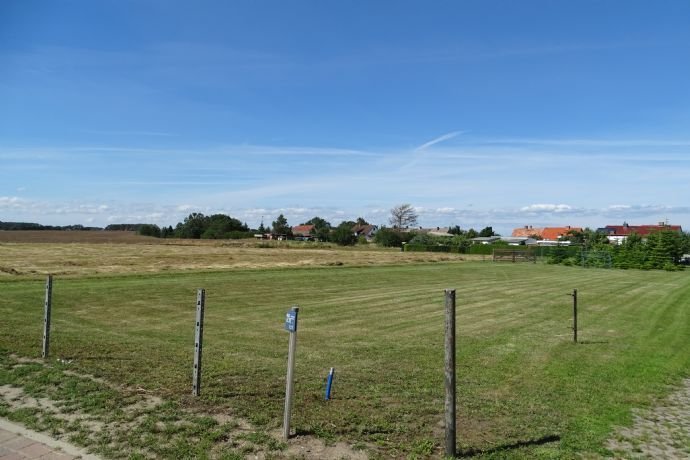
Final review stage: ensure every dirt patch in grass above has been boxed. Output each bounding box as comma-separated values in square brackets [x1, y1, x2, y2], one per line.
[0, 354, 372, 459]
[606, 378, 690, 458]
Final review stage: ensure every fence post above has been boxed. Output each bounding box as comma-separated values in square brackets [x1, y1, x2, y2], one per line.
[192, 289, 206, 396]
[444, 289, 457, 457]
[42, 275, 53, 359]
[283, 306, 299, 439]
[325, 367, 335, 401]
[572, 289, 578, 344]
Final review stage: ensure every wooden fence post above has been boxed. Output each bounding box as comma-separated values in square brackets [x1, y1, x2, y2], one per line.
[42, 275, 53, 359]
[444, 289, 457, 457]
[192, 289, 206, 396]
[572, 289, 578, 344]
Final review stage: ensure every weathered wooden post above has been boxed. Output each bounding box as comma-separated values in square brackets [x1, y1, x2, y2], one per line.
[572, 289, 578, 344]
[42, 275, 53, 359]
[444, 289, 457, 457]
[283, 306, 299, 439]
[192, 289, 206, 396]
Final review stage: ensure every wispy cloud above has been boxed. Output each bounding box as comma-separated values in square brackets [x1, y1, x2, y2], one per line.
[475, 138, 690, 148]
[2, 135, 689, 234]
[82, 130, 176, 137]
[520, 204, 575, 213]
[415, 131, 463, 151]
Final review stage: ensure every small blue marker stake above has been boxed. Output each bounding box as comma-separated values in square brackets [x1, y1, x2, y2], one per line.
[325, 367, 335, 400]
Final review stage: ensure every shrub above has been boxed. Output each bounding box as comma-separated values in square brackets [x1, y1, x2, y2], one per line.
[138, 224, 161, 238]
[374, 228, 404, 247]
[331, 226, 357, 246]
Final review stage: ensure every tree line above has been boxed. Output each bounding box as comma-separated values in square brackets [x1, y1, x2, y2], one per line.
[548, 228, 690, 270]
[139, 212, 374, 245]
[0, 221, 103, 231]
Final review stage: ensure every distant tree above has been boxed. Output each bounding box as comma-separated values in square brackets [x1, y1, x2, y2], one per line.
[565, 228, 609, 248]
[138, 224, 161, 238]
[304, 216, 332, 241]
[356, 217, 369, 225]
[681, 232, 690, 255]
[339, 220, 357, 229]
[161, 225, 174, 238]
[331, 222, 357, 246]
[374, 228, 404, 247]
[272, 214, 291, 236]
[647, 229, 684, 268]
[448, 226, 465, 236]
[304, 216, 330, 229]
[257, 222, 266, 233]
[175, 213, 209, 239]
[202, 214, 248, 239]
[389, 204, 418, 229]
[478, 226, 496, 237]
[466, 228, 478, 239]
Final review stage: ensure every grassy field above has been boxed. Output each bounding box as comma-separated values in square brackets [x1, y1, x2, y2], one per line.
[0, 235, 478, 277]
[1, 241, 690, 458]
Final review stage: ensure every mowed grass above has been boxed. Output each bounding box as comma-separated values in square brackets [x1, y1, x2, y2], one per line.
[1, 260, 690, 458]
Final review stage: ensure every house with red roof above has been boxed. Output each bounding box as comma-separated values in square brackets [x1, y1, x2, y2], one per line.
[291, 224, 315, 240]
[598, 222, 683, 244]
[511, 225, 581, 244]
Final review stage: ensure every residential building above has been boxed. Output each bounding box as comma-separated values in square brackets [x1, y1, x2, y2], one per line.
[353, 224, 378, 240]
[598, 222, 683, 244]
[291, 224, 315, 240]
[511, 225, 581, 243]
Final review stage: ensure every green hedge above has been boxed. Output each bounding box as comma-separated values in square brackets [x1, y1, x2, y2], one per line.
[403, 243, 584, 257]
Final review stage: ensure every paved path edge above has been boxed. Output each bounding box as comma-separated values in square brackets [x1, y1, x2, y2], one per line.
[0, 417, 101, 459]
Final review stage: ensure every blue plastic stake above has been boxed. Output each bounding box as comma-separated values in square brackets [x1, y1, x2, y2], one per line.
[325, 367, 335, 400]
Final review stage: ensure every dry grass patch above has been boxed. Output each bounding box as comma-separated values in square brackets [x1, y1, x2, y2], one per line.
[0, 240, 476, 277]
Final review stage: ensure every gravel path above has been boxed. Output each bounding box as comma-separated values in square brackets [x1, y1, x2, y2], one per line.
[606, 379, 690, 459]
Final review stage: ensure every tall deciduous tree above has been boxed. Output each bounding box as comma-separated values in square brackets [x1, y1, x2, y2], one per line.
[272, 214, 291, 236]
[175, 212, 209, 239]
[304, 216, 332, 241]
[389, 204, 418, 229]
[331, 222, 357, 246]
[202, 214, 247, 239]
[478, 226, 496, 237]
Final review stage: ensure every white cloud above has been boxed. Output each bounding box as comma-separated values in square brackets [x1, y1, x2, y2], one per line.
[520, 204, 574, 213]
[415, 131, 463, 151]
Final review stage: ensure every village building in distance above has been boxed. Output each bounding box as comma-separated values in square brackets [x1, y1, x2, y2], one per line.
[510, 222, 683, 246]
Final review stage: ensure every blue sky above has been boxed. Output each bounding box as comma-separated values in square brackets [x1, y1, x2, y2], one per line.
[1, 1, 689, 235]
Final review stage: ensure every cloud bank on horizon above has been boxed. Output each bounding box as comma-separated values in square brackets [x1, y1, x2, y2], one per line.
[1, 137, 688, 235]
[1, 1, 689, 235]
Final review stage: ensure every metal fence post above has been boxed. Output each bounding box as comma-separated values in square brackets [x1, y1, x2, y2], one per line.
[192, 288, 206, 396]
[42, 275, 53, 359]
[444, 289, 457, 457]
[283, 306, 299, 439]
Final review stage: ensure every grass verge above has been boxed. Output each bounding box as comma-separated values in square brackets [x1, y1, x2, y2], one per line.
[1, 261, 689, 458]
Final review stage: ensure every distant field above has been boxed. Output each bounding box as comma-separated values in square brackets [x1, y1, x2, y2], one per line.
[0, 236, 477, 277]
[2, 242, 690, 458]
[0, 230, 155, 244]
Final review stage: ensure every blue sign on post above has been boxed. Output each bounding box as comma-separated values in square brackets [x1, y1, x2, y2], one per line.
[285, 309, 298, 332]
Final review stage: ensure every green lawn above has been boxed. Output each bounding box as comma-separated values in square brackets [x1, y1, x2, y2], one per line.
[1, 262, 690, 458]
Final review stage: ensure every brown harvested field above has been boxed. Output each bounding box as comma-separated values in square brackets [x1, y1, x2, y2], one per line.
[0, 233, 479, 277]
[0, 230, 156, 244]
